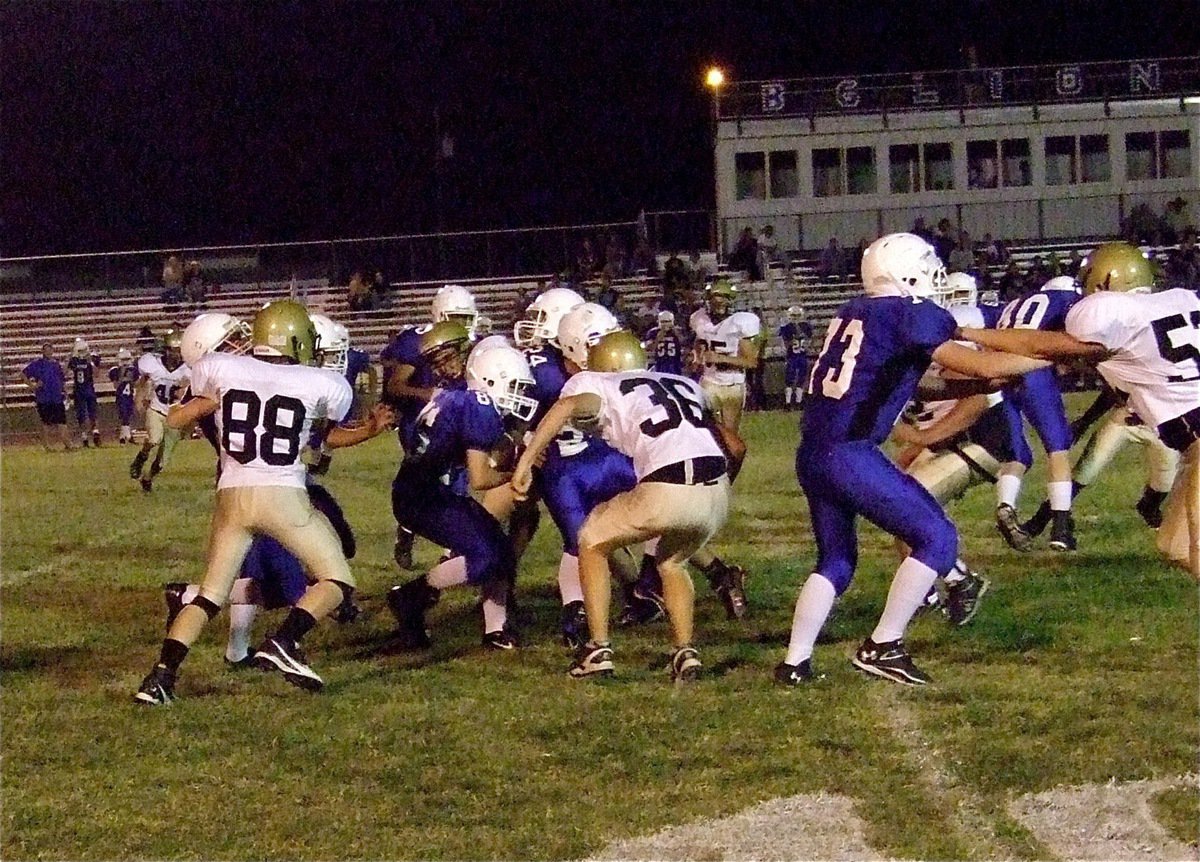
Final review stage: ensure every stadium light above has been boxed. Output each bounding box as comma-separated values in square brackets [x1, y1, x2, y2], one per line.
[705, 67, 725, 90]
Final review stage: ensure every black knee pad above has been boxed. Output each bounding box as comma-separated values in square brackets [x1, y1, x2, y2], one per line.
[191, 595, 221, 619]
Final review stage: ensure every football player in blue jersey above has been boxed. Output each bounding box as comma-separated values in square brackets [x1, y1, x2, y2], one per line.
[530, 301, 644, 646]
[779, 305, 813, 409]
[311, 313, 377, 421]
[109, 347, 139, 443]
[991, 275, 1083, 552]
[778, 233, 1050, 687]
[385, 323, 536, 651]
[67, 337, 103, 447]
[645, 310, 686, 376]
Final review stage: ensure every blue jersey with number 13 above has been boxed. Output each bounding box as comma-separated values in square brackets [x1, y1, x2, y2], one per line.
[801, 296, 956, 449]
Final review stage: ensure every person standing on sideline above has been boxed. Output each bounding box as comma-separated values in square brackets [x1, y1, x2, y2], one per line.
[779, 305, 813, 409]
[22, 342, 73, 451]
[109, 348, 139, 443]
[66, 337, 104, 447]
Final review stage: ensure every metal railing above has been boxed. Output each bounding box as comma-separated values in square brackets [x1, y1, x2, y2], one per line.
[0, 211, 715, 302]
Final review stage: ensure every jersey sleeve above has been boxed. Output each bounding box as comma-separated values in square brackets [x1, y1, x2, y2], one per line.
[902, 301, 957, 354]
[1065, 294, 1136, 350]
[187, 355, 219, 401]
[322, 372, 354, 423]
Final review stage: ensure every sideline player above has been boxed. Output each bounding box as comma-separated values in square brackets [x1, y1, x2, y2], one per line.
[646, 310, 685, 376]
[779, 305, 813, 409]
[133, 300, 395, 704]
[779, 233, 1050, 687]
[67, 337, 103, 447]
[129, 329, 190, 492]
[960, 241, 1200, 579]
[512, 330, 741, 682]
[22, 342, 73, 451]
[109, 348, 139, 444]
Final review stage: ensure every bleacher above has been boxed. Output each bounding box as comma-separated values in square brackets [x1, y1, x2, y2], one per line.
[0, 237, 1176, 406]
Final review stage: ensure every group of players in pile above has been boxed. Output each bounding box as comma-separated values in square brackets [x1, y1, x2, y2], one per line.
[133, 231, 1200, 703]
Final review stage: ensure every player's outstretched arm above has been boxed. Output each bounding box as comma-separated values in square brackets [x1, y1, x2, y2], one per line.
[325, 403, 396, 449]
[932, 340, 1051, 381]
[166, 395, 217, 429]
[958, 327, 1109, 361]
[510, 393, 601, 497]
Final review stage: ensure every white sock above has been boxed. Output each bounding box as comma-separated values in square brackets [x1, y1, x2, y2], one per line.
[121, 424, 131, 440]
[558, 554, 583, 605]
[943, 558, 968, 586]
[227, 577, 254, 605]
[226, 603, 257, 662]
[871, 557, 940, 644]
[427, 556, 469, 589]
[996, 474, 1022, 509]
[482, 597, 507, 633]
[181, 585, 200, 605]
[1047, 480, 1073, 511]
[785, 387, 793, 405]
[784, 574, 837, 666]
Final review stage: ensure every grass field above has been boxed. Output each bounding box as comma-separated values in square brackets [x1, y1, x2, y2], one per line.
[2, 404, 1197, 861]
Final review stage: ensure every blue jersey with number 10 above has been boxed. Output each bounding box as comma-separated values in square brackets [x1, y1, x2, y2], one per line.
[801, 296, 956, 449]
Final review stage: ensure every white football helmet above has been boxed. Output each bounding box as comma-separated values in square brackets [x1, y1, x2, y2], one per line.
[556, 303, 620, 369]
[944, 272, 978, 308]
[513, 287, 585, 347]
[979, 289, 1000, 306]
[72, 337, 89, 357]
[657, 310, 676, 328]
[1041, 275, 1080, 294]
[431, 284, 479, 336]
[466, 344, 538, 421]
[860, 232, 947, 300]
[180, 312, 252, 366]
[116, 347, 133, 364]
[786, 305, 805, 321]
[310, 313, 351, 374]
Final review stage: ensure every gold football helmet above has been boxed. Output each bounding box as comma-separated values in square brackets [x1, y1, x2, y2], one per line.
[1079, 242, 1155, 295]
[587, 330, 648, 372]
[251, 300, 317, 364]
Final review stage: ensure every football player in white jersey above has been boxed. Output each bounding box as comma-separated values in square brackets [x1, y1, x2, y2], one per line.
[688, 278, 762, 433]
[960, 241, 1200, 578]
[134, 300, 396, 704]
[129, 329, 191, 492]
[512, 330, 743, 683]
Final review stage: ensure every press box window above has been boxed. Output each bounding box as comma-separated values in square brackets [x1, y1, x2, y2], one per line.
[1045, 136, 1076, 185]
[735, 152, 766, 200]
[846, 147, 876, 195]
[923, 142, 953, 191]
[1161, 130, 1191, 179]
[1000, 139, 1030, 187]
[769, 150, 799, 198]
[1080, 135, 1111, 183]
[968, 140, 998, 189]
[889, 144, 920, 193]
[812, 148, 843, 197]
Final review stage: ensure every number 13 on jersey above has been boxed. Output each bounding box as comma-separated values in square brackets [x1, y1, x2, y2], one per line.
[808, 317, 864, 399]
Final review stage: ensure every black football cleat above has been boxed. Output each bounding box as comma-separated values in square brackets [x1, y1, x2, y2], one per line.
[252, 637, 324, 692]
[852, 638, 931, 686]
[133, 664, 176, 705]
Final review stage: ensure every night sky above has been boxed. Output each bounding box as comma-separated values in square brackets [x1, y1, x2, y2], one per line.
[2, 1, 1195, 257]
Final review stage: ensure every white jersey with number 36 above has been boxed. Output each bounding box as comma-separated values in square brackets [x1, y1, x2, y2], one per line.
[1065, 288, 1200, 428]
[189, 353, 353, 490]
[561, 370, 724, 480]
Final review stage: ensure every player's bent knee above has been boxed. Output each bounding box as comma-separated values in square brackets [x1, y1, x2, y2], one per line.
[911, 519, 958, 574]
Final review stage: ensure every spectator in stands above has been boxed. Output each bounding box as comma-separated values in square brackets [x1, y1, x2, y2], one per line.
[372, 271, 390, 307]
[932, 218, 956, 265]
[973, 251, 995, 293]
[23, 342, 73, 452]
[184, 260, 207, 305]
[910, 216, 933, 243]
[727, 227, 761, 279]
[633, 293, 661, 336]
[577, 237, 598, 280]
[603, 233, 627, 280]
[662, 251, 689, 297]
[594, 272, 622, 317]
[1167, 230, 1200, 290]
[816, 236, 847, 281]
[630, 234, 656, 274]
[757, 224, 781, 275]
[1124, 202, 1164, 245]
[998, 260, 1024, 302]
[1163, 197, 1192, 245]
[1063, 249, 1083, 278]
[347, 271, 375, 311]
[161, 254, 184, 304]
[851, 237, 871, 275]
[1024, 255, 1052, 291]
[948, 230, 974, 273]
[687, 249, 711, 291]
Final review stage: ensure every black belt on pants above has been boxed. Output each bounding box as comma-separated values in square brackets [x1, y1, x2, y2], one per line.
[643, 455, 727, 486]
[1158, 406, 1200, 452]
